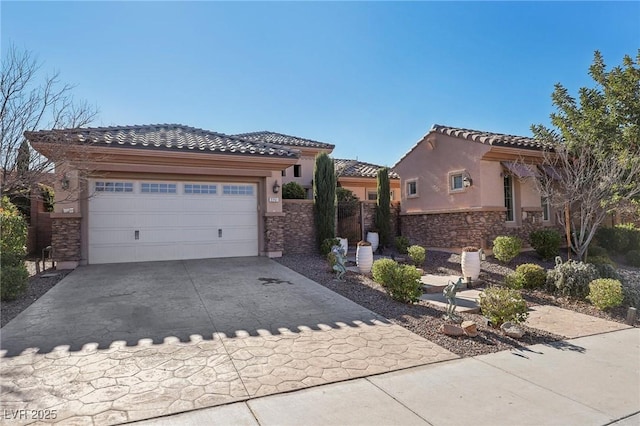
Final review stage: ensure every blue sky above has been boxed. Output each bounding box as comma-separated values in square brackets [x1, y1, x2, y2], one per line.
[2, 1, 638, 166]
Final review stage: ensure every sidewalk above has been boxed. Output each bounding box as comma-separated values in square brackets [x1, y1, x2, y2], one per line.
[135, 327, 640, 426]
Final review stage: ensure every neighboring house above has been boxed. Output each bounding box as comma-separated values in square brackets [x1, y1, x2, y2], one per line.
[334, 159, 401, 202]
[25, 124, 301, 268]
[233, 131, 334, 199]
[393, 124, 560, 250]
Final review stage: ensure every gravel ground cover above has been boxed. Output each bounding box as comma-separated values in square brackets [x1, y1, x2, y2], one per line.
[276, 250, 638, 358]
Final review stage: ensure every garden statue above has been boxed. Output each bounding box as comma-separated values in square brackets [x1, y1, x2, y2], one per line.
[443, 277, 464, 322]
[332, 246, 347, 280]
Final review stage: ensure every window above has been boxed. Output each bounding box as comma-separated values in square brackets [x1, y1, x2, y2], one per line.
[367, 191, 377, 201]
[223, 185, 254, 195]
[184, 184, 217, 194]
[95, 181, 133, 192]
[450, 173, 464, 191]
[407, 180, 418, 198]
[294, 165, 301, 178]
[541, 197, 550, 221]
[281, 169, 286, 177]
[504, 175, 514, 222]
[141, 183, 177, 194]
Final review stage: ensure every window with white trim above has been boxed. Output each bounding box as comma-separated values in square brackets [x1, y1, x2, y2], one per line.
[450, 173, 464, 191]
[406, 180, 418, 198]
[141, 183, 177, 194]
[223, 185, 254, 195]
[541, 197, 550, 221]
[184, 184, 217, 194]
[95, 181, 133, 192]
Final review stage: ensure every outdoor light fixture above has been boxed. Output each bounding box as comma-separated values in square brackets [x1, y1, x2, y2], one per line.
[272, 180, 280, 194]
[61, 174, 70, 190]
[462, 172, 473, 188]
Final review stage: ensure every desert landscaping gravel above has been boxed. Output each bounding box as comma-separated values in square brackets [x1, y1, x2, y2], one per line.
[276, 250, 638, 358]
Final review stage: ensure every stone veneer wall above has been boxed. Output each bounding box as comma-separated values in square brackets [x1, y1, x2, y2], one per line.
[400, 209, 562, 250]
[51, 217, 81, 261]
[264, 214, 285, 253]
[362, 201, 401, 241]
[283, 200, 317, 254]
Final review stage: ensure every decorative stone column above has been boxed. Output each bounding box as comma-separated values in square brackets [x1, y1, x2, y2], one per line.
[264, 213, 285, 257]
[51, 214, 82, 269]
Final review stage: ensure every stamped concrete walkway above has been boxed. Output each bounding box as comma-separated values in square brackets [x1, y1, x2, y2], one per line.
[0, 258, 456, 425]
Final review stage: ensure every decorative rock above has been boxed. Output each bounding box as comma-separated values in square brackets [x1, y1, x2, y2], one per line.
[501, 322, 525, 339]
[440, 324, 464, 337]
[461, 321, 478, 337]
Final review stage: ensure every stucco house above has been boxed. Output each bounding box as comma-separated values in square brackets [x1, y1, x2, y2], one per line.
[233, 131, 334, 199]
[394, 124, 560, 251]
[26, 124, 304, 268]
[335, 159, 401, 202]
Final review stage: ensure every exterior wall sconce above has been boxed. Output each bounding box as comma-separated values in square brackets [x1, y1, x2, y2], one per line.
[61, 174, 70, 190]
[272, 180, 280, 194]
[462, 173, 473, 188]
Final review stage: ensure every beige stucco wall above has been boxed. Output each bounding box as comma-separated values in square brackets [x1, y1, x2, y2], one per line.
[479, 160, 504, 208]
[339, 179, 401, 202]
[281, 155, 315, 198]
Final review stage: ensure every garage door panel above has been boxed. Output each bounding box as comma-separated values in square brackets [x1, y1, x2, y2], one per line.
[88, 180, 258, 264]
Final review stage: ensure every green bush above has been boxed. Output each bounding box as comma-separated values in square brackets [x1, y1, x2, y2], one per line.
[407, 245, 426, 267]
[282, 182, 306, 199]
[617, 223, 640, 251]
[587, 245, 609, 258]
[586, 255, 615, 266]
[320, 238, 340, 256]
[506, 263, 546, 289]
[529, 229, 561, 260]
[0, 265, 29, 301]
[492, 236, 522, 263]
[385, 264, 423, 303]
[39, 183, 55, 212]
[546, 260, 599, 299]
[596, 224, 640, 253]
[479, 286, 529, 327]
[1, 197, 29, 301]
[372, 258, 398, 287]
[586, 255, 619, 279]
[626, 250, 640, 267]
[395, 236, 410, 254]
[587, 279, 624, 310]
[622, 280, 640, 309]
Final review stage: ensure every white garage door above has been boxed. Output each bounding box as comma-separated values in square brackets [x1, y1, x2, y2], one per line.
[88, 180, 258, 264]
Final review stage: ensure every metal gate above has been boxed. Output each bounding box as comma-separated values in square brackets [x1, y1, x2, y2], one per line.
[337, 200, 362, 243]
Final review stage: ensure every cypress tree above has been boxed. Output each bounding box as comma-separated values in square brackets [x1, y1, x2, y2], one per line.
[313, 153, 336, 250]
[375, 167, 391, 249]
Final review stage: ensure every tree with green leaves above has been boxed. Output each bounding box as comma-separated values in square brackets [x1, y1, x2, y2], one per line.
[313, 153, 336, 250]
[531, 50, 640, 261]
[375, 167, 391, 249]
[282, 181, 305, 199]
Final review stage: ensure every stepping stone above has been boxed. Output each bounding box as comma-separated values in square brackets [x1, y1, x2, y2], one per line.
[421, 274, 464, 294]
[420, 289, 482, 314]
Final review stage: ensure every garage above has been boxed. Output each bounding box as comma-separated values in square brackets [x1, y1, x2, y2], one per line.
[88, 179, 258, 264]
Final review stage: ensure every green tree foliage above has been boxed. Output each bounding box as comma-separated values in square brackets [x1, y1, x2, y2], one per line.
[1, 197, 29, 301]
[374, 167, 391, 249]
[336, 187, 359, 217]
[282, 182, 305, 199]
[313, 153, 336, 250]
[531, 51, 640, 260]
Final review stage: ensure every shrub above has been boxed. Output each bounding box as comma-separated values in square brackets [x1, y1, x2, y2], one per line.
[492, 236, 522, 263]
[0, 265, 29, 301]
[395, 236, 409, 254]
[372, 258, 398, 287]
[596, 225, 640, 253]
[622, 280, 640, 309]
[587, 279, 624, 310]
[385, 264, 422, 303]
[587, 245, 609, 258]
[546, 260, 599, 299]
[479, 286, 528, 326]
[529, 229, 561, 260]
[39, 183, 55, 212]
[320, 238, 340, 256]
[506, 264, 546, 289]
[282, 182, 306, 199]
[586, 255, 619, 279]
[407, 245, 426, 267]
[617, 223, 640, 251]
[586, 255, 615, 266]
[314, 153, 337, 251]
[626, 250, 640, 267]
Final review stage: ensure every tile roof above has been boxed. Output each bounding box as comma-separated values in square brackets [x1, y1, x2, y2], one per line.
[233, 131, 335, 150]
[25, 124, 300, 158]
[334, 159, 399, 179]
[430, 124, 553, 150]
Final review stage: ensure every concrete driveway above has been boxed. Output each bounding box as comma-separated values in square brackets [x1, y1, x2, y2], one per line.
[1, 258, 456, 424]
